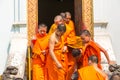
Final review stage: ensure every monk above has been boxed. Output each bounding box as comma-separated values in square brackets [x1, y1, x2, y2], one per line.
[49, 13, 77, 80]
[32, 24, 49, 80]
[46, 24, 68, 80]
[60, 12, 66, 22]
[61, 12, 76, 80]
[78, 55, 108, 80]
[79, 30, 112, 69]
[48, 13, 76, 45]
[48, 15, 63, 35]
[65, 11, 75, 32]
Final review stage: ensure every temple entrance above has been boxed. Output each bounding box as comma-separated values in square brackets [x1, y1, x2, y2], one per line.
[27, 0, 93, 79]
[38, 0, 75, 31]
[28, 0, 93, 45]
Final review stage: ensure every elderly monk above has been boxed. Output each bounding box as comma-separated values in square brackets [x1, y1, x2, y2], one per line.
[78, 55, 108, 80]
[48, 15, 63, 35]
[32, 24, 49, 80]
[46, 24, 68, 80]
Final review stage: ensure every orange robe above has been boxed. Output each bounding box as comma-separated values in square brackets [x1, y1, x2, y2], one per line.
[66, 20, 75, 32]
[48, 23, 77, 80]
[63, 23, 76, 80]
[46, 36, 68, 80]
[81, 41, 102, 69]
[63, 22, 76, 45]
[48, 23, 57, 35]
[32, 34, 50, 80]
[48, 23, 76, 45]
[78, 65, 105, 80]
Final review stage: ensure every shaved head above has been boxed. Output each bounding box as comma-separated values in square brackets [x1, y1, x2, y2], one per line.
[54, 15, 63, 22]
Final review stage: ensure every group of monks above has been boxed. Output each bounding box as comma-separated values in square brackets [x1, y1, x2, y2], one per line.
[31, 11, 114, 80]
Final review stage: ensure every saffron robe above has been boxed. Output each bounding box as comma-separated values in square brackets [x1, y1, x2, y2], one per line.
[81, 41, 102, 69]
[63, 24, 76, 80]
[48, 23, 77, 80]
[32, 34, 49, 80]
[48, 23, 57, 35]
[78, 65, 105, 80]
[46, 36, 68, 80]
[48, 23, 76, 45]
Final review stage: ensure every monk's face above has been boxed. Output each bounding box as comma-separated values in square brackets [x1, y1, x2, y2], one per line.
[65, 15, 71, 24]
[56, 19, 64, 25]
[38, 27, 47, 37]
[54, 16, 64, 25]
[80, 34, 90, 43]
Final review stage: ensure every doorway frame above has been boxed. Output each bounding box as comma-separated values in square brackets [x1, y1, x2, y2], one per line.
[27, 0, 93, 46]
[27, 0, 93, 79]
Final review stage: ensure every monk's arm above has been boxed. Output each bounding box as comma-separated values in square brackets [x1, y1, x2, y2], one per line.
[49, 36, 62, 68]
[96, 43, 111, 64]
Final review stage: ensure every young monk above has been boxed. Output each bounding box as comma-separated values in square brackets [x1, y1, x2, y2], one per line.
[60, 11, 76, 45]
[63, 12, 77, 80]
[79, 30, 112, 69]
[78, 55, 108, 80]
[65, 11, 75, 32]
[46, 24, 67, 80]
[32, 24, 49, 80]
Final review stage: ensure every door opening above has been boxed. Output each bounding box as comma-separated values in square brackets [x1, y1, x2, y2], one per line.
[38, 0, 74, 32]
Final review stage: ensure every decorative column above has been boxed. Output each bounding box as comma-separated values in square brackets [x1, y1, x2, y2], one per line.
[27, 0, 38, 80]
[27, 0, 38, 46]
[82, 0, 94, 38]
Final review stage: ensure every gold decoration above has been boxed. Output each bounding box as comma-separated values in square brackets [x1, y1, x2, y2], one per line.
[82, 0, 94, 38]
[27, 0, 38, 46]
[27, 0, 38, 80]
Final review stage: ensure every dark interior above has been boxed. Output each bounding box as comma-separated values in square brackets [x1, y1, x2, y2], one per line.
[38, 0, 74, 31]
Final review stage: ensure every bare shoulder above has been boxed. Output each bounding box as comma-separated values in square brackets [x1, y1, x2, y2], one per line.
[94, 41, 103, 49]
[49, 33, 55, 42]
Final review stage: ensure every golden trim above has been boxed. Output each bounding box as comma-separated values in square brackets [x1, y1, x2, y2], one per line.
[27, 0, 38, 46]
[27, 0, 38, 80]
[82, 0, 94, 38]
[0, 75, 1, 80]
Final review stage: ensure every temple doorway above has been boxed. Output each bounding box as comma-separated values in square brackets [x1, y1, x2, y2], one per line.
[38, 0, 75, 31]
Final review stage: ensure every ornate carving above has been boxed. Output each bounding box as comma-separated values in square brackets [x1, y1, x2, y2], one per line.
[82, 0, 94, 38]
[27, 0, 38, 46]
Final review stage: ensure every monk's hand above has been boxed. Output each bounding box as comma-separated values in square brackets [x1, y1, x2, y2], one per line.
[108, 60, 116, 65]
[41, 50, 46, 55]
[62, 46, 67, 53]
[56, 62, 63, 69]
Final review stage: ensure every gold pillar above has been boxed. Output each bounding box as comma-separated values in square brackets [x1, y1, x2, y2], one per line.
[27, 0, 38, 80]
[82, 0, 94, 38]
[27, 0, 38, 46]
